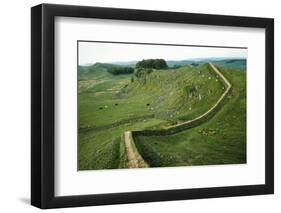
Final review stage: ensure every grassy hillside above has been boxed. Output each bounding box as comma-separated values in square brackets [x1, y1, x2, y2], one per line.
[78, 63, 231, 170]
[134, 66, 246, 167]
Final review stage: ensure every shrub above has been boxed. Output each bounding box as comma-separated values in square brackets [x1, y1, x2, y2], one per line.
[107, 66, 134, 75]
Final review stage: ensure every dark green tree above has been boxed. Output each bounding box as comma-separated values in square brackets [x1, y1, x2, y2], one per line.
[136, 59, 168, 69]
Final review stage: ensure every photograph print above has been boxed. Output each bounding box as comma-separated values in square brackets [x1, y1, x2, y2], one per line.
[78, 41, 247, 171]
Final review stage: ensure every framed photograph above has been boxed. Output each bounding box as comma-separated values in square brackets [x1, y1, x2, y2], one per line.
[31, 4, 274, 209]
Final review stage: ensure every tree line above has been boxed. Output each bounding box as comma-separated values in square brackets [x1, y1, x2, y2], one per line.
[136, 59, 168, 69]
[107, 66, 134, 75]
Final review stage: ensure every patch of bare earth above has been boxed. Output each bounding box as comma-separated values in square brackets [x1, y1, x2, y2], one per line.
[124, 131, 148, 168]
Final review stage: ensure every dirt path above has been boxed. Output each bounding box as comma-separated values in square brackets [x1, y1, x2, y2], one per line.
[165, 63, 232, 130]
[124, 131, 148, 168]
[209, 63, 231, 89]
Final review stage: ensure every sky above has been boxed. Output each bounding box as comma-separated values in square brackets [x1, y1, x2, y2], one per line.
[78, 41, 247, 65]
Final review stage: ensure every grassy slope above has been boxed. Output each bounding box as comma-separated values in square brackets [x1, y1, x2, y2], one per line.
[123, 65, 224, 123]
[134, 66, 246, 167]
[213, 59, 246, 70]
[78, 64, 225, 170]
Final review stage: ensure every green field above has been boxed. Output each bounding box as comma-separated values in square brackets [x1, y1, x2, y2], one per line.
[78, 62, 246, 170]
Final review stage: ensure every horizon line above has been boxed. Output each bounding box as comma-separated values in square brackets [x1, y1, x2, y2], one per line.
[79, 56, 247, 66]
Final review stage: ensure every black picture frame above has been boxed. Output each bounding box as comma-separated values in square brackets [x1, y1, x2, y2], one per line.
[31, 3, 274, 209]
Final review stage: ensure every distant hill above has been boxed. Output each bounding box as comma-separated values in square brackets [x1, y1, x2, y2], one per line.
[211, 59, 246, 70]
[78, 63, 134, 80]
[79, 58, 247, 80]
[167, 58, 246, 70]
[166, 60, 194, 67]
